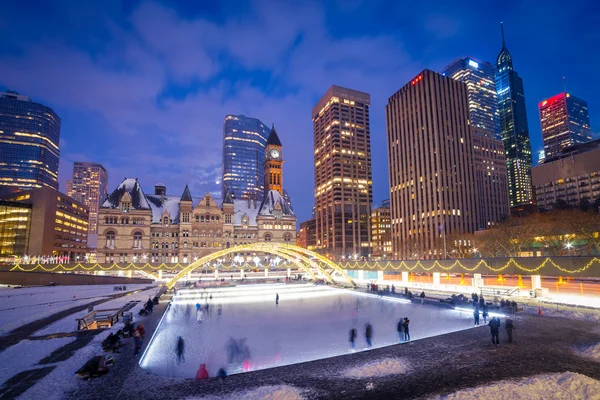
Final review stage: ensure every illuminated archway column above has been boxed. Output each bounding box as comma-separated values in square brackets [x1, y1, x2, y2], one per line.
[473, 273, 484, 288]
[531, 275, 542, 290]
[118, 270, 124, 277]
[215, 269, 219, 280]
[264, 268, 269, 278]
[377, 270, 384, 282]
[358, 270, 365, 281]
[187, 271, 192, 280]
[240, 269, 244, 279]
[158, 270, 163, 280]
[287, 268, 291, 278]
[433, 272, 441, 285]
[127, 270, 132, 278]
[402, 271, 409, 284]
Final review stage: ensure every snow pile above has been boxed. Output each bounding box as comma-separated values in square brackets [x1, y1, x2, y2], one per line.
[430, 372, 600, 400]
[579, 343, 600, 361]
[341, 358, 410, 379]
[0, 337, 75, 384]
[188, 385, 306, 400]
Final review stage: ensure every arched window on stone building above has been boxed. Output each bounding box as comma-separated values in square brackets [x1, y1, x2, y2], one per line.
[283, 232, 292, 243]
[133, 231, 143, 248]
[106, 231, 116, 248]
[264, 233, 272, 242]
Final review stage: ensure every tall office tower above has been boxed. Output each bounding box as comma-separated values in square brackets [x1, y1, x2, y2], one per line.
[539, 92, 592, 160]
[442, 57, 499, 138]
[495, 23, 533, 207]
[443, 57, 509, 227]
[0, 91, 61, 190]
[313, 85, 372, 258]
[66, 162, 108, 235]
[222, 114, 270, 201]
[386, 70, 479, 259]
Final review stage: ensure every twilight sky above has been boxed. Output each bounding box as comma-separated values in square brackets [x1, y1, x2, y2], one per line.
[1, 0, 598, 223]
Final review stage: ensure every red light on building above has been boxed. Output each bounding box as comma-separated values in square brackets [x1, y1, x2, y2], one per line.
[540, 93, 565, 108]
[411, 75, 423, 85]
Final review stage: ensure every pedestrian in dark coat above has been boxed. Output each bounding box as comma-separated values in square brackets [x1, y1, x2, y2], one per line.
[146, 298, 154, 314]
[397, 319, 405, 342]
[133, 330, 142, 355]
[365, 324, 373, 347]
[276, 293, 279, 305]
[482, 308, 489, 324]
[505, 317, 516, 343]
[474, 309, 480, 326]
[489, 317, 500, 345]
[349, 328, 357, 349]
[404, 317, 410, 341]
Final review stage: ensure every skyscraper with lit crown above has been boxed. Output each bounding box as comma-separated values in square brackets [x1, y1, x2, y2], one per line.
[539, 92, 592, 160]
[495, 23, 533, 207]
[66, 162, 108, 235]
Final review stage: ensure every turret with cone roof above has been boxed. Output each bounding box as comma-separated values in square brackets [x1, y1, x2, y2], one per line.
[181, 184, 193, 202]
[266, 124, 282, 146]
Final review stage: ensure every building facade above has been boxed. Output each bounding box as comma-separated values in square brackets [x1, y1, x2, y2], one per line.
[0, 187, 89, 259]
[532, 139, 600, 209]
[297, 218, 316, 250]
[442, 57, 499, 138]
[97, 128, 296, 264]
[0, 200, 32, 261]
[312, 85, 373, 258]
[222, 115, 270, 201]
[371, 206, 392, 258]
[66, 162, 108, 235]
[386, 70, 479, 259]
[495, 24, 533, 207]
[0, 91, 61, 190]
[539, 92, 592, 160]
[472, 135, 510, 228]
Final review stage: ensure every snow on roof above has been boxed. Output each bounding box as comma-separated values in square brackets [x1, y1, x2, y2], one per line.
[258, 190, 295, 217]
[146, 195, 181, 224]
[233, 199, 259, 226]
[101, 178, 150, 210]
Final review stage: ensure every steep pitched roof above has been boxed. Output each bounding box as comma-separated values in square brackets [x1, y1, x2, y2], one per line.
[101, 178, 150, 210]
[181, 184, 193, 202]
[223, 188, 234, 204]
[258, 190, 295, 217]
[266, 124, 282, 146]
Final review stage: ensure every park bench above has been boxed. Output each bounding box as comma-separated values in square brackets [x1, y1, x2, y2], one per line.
[76, 312, 98, 330]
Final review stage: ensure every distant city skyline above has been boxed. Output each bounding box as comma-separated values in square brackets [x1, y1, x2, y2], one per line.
[0, 1, 598, 223]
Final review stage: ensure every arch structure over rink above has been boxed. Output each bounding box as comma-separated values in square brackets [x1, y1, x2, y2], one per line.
[165, 243, 356, 289]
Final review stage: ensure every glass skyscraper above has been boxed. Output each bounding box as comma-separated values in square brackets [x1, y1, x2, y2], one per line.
[0, 91, 61, 190]
[539, 92, 592, 160]
[442, 57, 499, 138]
[222, 114, 270, 200]
[67, 161, 109, 235]
[495, 24, 533, 207]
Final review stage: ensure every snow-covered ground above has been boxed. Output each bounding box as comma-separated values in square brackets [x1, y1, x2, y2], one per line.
[340, 357, 410, 379]
[34, 286, 162, 336]
[577, 343, 600, 361]
[429, 372, 600, 400]
[187, 385, 307, 400]
[140, 284, 473, 378]
[0, 337, 75, 385]
[0, 284, 151, 334]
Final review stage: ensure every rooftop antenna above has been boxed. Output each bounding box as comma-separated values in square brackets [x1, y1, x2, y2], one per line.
[500, 22, 506, 46]
[563, 76, 567, 94]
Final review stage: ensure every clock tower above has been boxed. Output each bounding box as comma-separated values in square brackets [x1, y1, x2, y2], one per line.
[264, 124, 283, 195]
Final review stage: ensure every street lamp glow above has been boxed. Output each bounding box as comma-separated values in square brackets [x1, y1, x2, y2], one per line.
[565, 242, 573, 249]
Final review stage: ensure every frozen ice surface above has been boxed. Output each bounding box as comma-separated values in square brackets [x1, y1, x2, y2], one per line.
[140, 284, 473, 378]
[0, 337, 75, 385]
[0, 284, 150, 334]
[578, 343, 600, 361]
[428, 371, 600, 400]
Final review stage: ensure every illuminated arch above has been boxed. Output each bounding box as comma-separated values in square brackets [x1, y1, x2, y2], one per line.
[165, 243, 355, 289]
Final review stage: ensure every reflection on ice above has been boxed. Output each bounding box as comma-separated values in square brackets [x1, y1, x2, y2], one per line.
[140, 284, 473, 378]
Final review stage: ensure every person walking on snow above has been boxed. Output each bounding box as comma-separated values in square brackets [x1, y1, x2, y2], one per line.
[276, 293, 279, 305]
[505, 317, 516, 343]
[489, 317, 500, 346]
[474, 309, 480, 326]
[482, 308, 489, 324]
[365, 323, 373, 348]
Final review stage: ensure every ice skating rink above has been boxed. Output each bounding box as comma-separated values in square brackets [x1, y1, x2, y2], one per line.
[140, 284, 473, 378]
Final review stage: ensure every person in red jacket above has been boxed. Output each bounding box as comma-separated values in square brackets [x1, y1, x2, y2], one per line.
[195, 364, 209, 380]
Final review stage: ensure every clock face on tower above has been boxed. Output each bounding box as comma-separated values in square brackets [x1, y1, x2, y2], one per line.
[269, 148, 280, 159]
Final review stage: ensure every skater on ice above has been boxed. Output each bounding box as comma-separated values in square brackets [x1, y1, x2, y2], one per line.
[349, 328, 357, 350]
[365, 323, 373, 348]
[474, 309, 480, 326]
[276, 293, 279, 305]
[397, 319, 405, 342]
[505, 317, 516, 343]
[403, 317, 410, 341]
[489, 317, 500, 346]
[176, 336, 186, 363]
